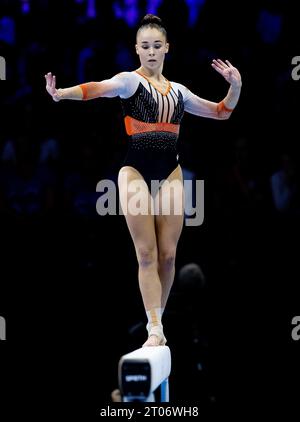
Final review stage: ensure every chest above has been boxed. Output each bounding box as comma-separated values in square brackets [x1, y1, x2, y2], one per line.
[121, 82, 184, 123]
[147, 79, 169, 94]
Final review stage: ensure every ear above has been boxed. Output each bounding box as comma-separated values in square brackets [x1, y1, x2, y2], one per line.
[135, 44, 139, 55]
[165, 43, 169, 53]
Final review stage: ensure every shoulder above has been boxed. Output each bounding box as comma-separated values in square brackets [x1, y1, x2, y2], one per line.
[112, 71, 139, 82]
[170, 81, 191, 100]
[112, 71, 133, 78]
[112, 71, 139, 98]
[111, 71, 133, 84]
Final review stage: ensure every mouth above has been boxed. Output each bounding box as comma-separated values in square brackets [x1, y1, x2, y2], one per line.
[148, 60, 157, 62]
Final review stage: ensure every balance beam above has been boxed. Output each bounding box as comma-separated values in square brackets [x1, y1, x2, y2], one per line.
[118, 346, 171, 402]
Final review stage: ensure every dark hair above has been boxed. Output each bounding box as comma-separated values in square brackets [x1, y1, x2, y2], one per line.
[137, 14, 167, 41]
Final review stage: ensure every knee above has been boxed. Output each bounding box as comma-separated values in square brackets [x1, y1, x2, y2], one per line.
[158, 250, 176, 271]
[137, 246, 157, 268]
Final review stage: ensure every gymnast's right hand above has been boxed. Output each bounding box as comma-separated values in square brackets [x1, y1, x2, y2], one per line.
[45, 72, 61, 102]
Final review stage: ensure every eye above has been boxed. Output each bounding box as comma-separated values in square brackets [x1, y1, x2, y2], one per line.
[154, 45, 162, 49]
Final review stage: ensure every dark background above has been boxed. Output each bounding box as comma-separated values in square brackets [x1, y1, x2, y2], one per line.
[0, 0, 299, 417]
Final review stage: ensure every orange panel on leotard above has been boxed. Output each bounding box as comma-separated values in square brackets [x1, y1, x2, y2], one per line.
[124, 115, 180, 136]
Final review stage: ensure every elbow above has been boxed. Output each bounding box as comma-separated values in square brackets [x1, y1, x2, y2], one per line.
[223, 113, 232, 120]
[217, 112, 231, 120]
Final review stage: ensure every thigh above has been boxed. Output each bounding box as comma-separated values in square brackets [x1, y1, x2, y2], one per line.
[154, 165, 184, 249]
[118, 166, 157, 249]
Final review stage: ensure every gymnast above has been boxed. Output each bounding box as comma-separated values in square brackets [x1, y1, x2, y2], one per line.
[45, 14, 242, 347]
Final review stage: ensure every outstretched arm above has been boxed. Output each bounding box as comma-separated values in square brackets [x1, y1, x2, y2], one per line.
[184, 59, 242, 120]
[44, 72, 127, 102]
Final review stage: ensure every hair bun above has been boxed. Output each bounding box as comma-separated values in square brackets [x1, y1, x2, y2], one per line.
[140, 14, 163, 27]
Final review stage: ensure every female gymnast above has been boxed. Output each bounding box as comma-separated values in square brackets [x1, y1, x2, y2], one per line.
[45, 14, 242, 347]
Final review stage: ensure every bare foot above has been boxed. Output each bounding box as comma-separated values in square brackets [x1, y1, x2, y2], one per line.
[143, 334, 161, 347]
[142, 327, 167, 347]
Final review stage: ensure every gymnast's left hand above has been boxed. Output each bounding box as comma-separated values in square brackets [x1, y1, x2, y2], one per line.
[211, 59, 242, 89]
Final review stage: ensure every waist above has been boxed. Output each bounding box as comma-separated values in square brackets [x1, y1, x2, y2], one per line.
[124, 116, 180, 136]
[128, 132, 178, 152]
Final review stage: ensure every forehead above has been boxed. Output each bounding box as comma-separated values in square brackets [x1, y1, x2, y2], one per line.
[137, 27, 165, 43]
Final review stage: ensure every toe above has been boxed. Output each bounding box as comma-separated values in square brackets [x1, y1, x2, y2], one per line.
[143, 335, 160, 347]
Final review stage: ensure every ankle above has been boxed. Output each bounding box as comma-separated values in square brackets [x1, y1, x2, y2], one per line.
[146, 320, 163, 334]
[146, 307, 163, 333]
[147, 324, 167, 346]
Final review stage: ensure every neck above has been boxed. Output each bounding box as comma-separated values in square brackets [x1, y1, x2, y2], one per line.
[138, 64, 164, 81]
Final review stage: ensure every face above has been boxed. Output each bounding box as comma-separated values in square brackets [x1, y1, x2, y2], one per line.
[136, 27, 169, 70]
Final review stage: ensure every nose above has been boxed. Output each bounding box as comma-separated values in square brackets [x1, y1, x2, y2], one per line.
[149, 47, 155, 56]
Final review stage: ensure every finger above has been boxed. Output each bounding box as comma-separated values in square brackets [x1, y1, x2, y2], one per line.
[212, 59, 224, 71]
[45, 72, 52, 87]
[211, 62, 224, 74]
[225, 59, 233, 67]
[212, 59, 224, 69]
[216, 59, 228, 68]
[50, 75, 55, 90]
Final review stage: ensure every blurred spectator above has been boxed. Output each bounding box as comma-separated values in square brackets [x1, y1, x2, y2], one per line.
[0, 135, 57, 216]
[146, 0, 163, 15]
[256, 8, 282, 45]
[114, 39, 136, 70]
[166, 262, 210, 402]
[1, 139, 16, 164]
[63, 142, 101, 218]
[113, 0, 140, 28]
[222, 136, 270, 218]
[77, 40, 97, 82]
[39, 137, 60, 163]
[20, 0, 31, 15]
[177, 261, 206, 291]
[75, 0, 97, 19]
[270, 151, 300, 215]
[185, 0, 206, 28]
[0, 15, 16, 46]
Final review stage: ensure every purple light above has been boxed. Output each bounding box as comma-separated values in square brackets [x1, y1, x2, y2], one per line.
[87, 0, 96, 18]
[20, 0, 30, 14]
[146, 0, 163, 15]
[185, 0, 206, 27]
[113, 0, 139, 28]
